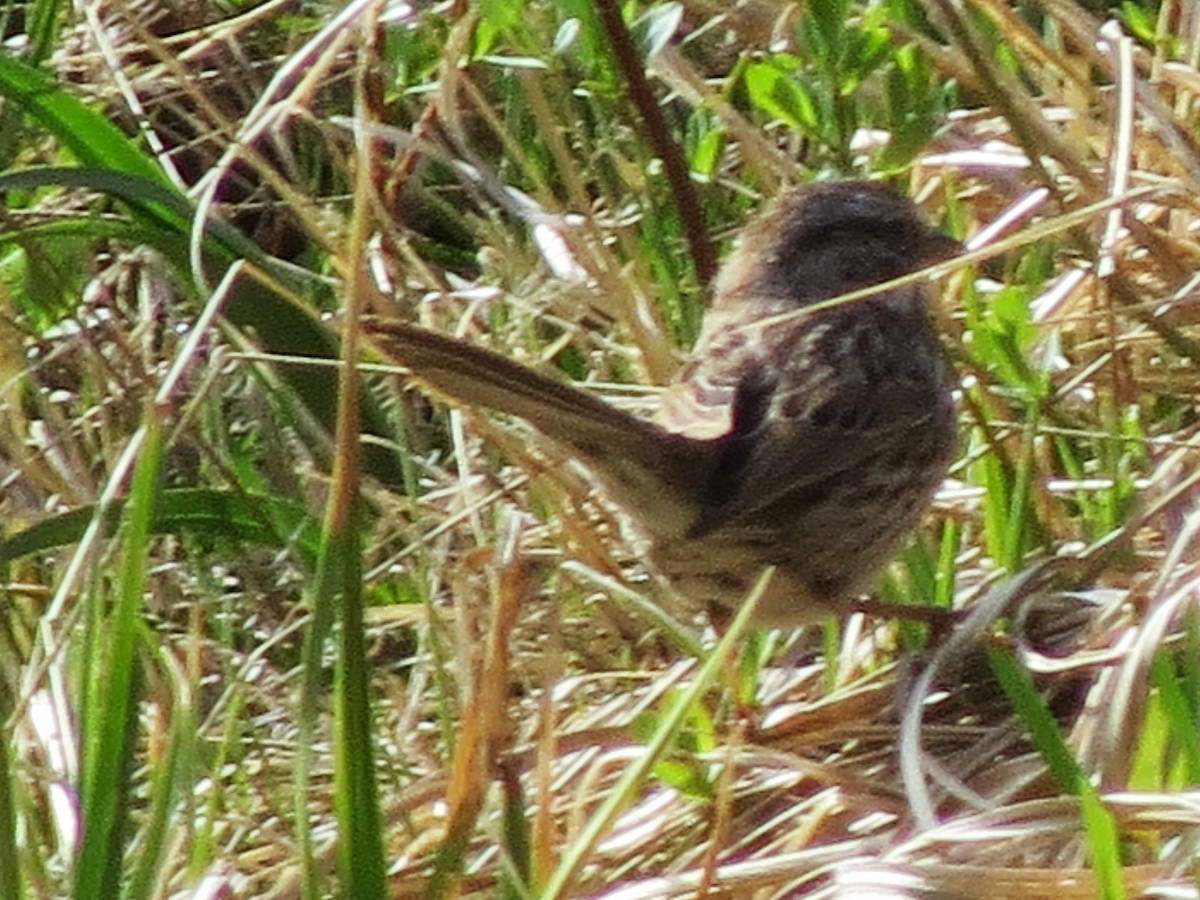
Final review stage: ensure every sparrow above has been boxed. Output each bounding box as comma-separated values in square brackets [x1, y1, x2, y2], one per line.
[364, 180, 959, 627]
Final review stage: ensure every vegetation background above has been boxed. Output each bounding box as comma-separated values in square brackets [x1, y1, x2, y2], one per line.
[1, 0, 1199, 897]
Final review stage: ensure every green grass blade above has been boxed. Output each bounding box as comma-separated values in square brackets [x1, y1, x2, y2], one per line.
[0, 166, 269, 269]
[0, 488, 321, 567]
[985, 645, 1083, 792]
[986, 645, 1126, 899]
[74, 417, 163, 899]
[330, 514, 387, 899]
[0, 55, 170, 183]
[0, 664, 20, 900]
[124, 639, 194, 900]
[1078, 784, 1127, 900]
[541, 568, 769, 899]
[1149, 651, 1200, 784]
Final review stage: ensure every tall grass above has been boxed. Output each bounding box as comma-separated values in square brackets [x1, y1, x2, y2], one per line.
[1, 0, 1198, 897]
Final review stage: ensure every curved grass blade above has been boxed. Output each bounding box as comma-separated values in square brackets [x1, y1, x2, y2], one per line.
[0, 488, 322, 568]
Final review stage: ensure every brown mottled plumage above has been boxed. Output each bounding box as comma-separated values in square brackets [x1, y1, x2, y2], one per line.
[364, 181, 959, 626]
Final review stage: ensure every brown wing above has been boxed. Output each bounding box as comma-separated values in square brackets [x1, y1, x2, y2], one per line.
[361, 317, 718, 538]
[676, 300, 955, 538]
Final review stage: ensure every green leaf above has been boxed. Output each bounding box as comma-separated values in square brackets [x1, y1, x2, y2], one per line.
[1119, 2, 1157, 45]
[879, 43, 939, 168]
[652, 758, 713, 799]
[476, 0, 524, 37]
[806, 0, 851, 64]
[743, 61, 818, 134]
[689, 128, 724, 180]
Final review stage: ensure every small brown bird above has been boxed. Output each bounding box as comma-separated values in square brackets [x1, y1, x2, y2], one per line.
[365, 181, 959, 627]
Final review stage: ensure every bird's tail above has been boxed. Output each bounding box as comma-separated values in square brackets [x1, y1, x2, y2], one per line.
[361, 317, 711, 537]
